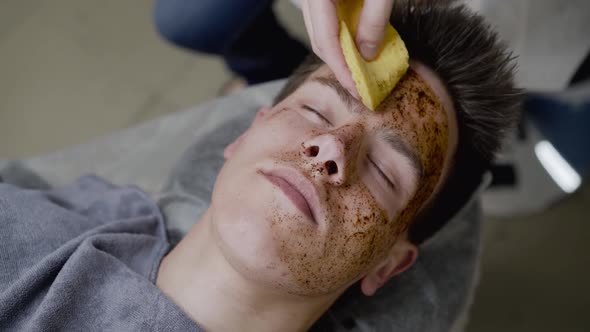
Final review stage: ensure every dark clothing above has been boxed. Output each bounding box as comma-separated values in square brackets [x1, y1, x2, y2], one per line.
[153, 0, 308, 84]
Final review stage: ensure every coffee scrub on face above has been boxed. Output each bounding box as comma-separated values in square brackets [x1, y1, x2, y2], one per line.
[266, 69, 450, 296]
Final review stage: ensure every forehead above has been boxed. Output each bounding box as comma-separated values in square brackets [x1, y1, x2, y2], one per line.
[304, 65, 455, 165]
[378, 69, 450, 155]
[305, 64, 452, 118]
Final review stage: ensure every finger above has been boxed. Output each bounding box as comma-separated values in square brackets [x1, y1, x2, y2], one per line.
[309, 0, 359, 98]
[356, 0, 394, 60]
[307, 0, 339, 58]
[301, 0, 318, 54]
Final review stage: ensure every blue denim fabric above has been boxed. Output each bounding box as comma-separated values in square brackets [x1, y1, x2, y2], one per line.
[153, 0, 308, 84]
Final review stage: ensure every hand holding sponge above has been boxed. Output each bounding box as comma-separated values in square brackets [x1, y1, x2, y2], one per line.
[337, 0, 409, 111]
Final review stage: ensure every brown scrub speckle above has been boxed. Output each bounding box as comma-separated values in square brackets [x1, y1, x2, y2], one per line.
[269, 69, 449, 296]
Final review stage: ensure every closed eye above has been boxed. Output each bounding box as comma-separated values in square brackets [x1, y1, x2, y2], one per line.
[368, 157, 395, 190]
[302, 105, 332, 126]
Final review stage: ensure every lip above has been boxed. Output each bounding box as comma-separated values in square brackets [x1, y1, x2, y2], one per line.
[258, 167, 321, 226]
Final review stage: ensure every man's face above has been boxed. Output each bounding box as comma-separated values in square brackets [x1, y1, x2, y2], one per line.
[210, 63, 456, 297]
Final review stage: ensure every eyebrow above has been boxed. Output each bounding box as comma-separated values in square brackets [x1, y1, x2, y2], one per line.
[311, 76, 363, 114]
[311, 75, 423, 178]
[380, 131, 423, 179]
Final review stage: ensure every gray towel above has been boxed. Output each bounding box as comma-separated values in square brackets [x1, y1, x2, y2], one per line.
[0, 175, 202, 331]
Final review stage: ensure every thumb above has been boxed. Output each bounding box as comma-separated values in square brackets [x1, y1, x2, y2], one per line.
[356, 0, 394, 60]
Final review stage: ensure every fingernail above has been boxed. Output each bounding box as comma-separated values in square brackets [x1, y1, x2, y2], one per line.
[360, 42, 378, 60]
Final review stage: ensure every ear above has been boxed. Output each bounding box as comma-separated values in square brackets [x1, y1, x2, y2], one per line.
[360, 238, 418, 296]
[223, 107, 270, 160]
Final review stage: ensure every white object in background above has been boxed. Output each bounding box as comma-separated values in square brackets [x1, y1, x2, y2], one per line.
[535, 140, 582, 194]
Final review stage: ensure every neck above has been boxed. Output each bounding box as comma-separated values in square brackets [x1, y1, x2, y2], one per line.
[156, 210, 336, 332]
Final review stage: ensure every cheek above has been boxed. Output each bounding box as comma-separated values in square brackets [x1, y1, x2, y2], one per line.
[272, 182, 404, 296]
[326, 184, 404, 261]
[241, 109, 312, 155]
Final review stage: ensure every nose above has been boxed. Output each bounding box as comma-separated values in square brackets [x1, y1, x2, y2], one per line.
[301, 125, 362, 186]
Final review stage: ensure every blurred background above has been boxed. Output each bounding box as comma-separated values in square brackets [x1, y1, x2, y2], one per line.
[0, 0, 588, 331]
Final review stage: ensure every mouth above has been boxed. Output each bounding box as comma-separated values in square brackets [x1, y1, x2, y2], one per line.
[258, 167, 321, 226]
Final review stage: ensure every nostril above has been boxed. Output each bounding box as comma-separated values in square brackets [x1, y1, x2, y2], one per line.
[306, 145, 319, 157]
[326, 160, 338, 175]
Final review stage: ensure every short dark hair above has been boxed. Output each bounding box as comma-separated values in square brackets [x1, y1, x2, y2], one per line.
[274, 0, 522, 244]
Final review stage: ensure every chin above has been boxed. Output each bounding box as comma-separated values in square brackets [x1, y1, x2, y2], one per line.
[209, 161, 326, 293]
[209, 173, 286, 283]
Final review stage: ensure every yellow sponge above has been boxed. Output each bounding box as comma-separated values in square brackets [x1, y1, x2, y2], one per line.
[337, 0, 409, 111]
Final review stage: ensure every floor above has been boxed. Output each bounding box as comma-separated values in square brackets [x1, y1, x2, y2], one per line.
[469, 185, 589, 332]
[1, 1, 588, 331]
